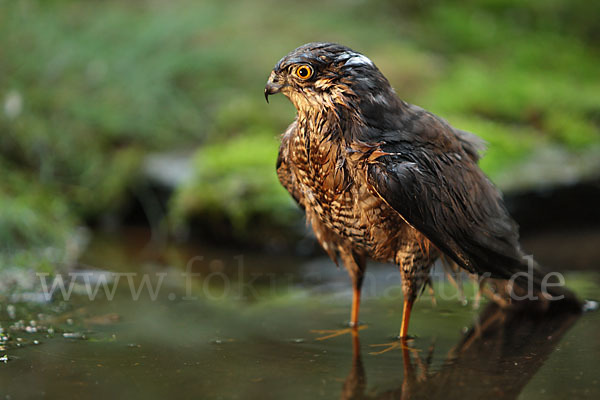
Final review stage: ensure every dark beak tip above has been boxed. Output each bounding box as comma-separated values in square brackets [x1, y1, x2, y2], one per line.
[264, 80, 283, 104]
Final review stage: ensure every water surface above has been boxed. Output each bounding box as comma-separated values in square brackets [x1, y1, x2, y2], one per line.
[1, 230, 599, 399]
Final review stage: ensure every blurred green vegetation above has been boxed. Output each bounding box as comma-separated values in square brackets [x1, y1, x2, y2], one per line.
[1, 0, 599, 269]
[172, 134, 297, 232]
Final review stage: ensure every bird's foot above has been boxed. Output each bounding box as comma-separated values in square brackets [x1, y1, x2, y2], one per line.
[311, 325, 367, 341]
[368, 336, 418, 355]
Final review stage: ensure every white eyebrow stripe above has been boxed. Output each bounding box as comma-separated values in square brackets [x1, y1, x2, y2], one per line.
[344, 53, 374, 67]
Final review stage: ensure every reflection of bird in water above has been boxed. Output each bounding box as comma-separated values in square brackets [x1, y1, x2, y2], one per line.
[265, 42, 581, 339]
[340, 301, 581, 400]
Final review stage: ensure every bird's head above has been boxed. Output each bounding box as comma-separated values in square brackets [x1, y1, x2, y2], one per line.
[265, 42, 400, 121]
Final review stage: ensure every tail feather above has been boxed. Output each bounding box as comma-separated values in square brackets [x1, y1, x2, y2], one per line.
[493, 256, 582, 312]
[439, 253, 583, 312]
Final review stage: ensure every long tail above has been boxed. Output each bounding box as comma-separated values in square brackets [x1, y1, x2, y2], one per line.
[439, 252, 587, 313]
[490, 256, 583, 312]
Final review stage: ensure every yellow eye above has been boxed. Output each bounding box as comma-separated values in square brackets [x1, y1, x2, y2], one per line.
[295, 65, 313, 80]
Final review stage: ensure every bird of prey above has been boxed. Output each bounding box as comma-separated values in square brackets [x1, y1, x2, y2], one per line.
[264, 42, 579, 339]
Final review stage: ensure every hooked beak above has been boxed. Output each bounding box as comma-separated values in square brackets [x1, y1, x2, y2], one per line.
[264, 73, 285, 103]
[264, 82, 283, 104]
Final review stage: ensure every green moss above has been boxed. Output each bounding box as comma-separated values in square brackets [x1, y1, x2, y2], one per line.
[544, 112, 600, 149]
[442, 115, 543, 179]
[171, 134, 297, 233]
[1, 0, 599, 258]
[0, 162, 74, 272]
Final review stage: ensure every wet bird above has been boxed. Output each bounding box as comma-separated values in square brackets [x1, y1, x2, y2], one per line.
[265, 42, 579, 339]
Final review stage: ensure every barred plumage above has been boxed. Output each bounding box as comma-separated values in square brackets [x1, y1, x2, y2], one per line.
[266, 42, 580, 338]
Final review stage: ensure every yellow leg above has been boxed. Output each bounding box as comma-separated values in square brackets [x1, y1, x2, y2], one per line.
[400, 298, 414, 339]
[311, 286, 366, 341]
[368, 298, 415, 355]
[350, 285, 361, 327]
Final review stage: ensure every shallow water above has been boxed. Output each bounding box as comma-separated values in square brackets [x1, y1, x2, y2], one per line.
[1, 229, 599, 399]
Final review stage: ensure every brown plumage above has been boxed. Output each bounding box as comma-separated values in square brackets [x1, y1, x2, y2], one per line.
[265, 42, 580, 338]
